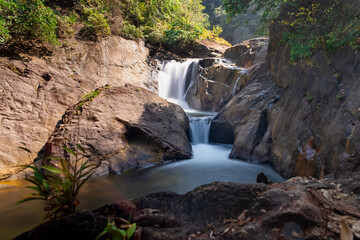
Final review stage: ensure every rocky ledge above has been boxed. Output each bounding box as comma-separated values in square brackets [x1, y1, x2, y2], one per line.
[15, 173, 360, 240]
[30, 84, 191, 177]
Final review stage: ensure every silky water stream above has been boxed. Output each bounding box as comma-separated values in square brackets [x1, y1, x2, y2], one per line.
[0, 59, 284, 239]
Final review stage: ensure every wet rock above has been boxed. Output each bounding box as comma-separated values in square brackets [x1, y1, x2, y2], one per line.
[223, 37, 268, 68]
[39, 85, 191, 176]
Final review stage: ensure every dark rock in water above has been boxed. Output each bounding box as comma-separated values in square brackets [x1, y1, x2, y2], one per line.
[39, 85, 192, 176]
[15, 175, 360, 240]
[256, 172, 269, 184]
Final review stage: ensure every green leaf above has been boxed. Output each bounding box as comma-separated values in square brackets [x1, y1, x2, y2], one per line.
[62, 147, 77, 156]
[126, 223, 136, 239]
[43, 166, 62, 174]
[76, 144, 85, 153]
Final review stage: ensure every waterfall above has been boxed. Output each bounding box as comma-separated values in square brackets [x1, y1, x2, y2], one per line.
[158, 59, 213, 145]
[189, 116, 213, 144]
[158, 59, 199, 110]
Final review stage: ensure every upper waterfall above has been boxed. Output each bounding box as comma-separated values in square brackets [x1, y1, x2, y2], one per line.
[158, 59, 199, 110]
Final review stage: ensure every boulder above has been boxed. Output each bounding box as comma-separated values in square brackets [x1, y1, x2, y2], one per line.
[15, 176, 360, 240]
[185, 62, 247, 111]
[40, 85, 191, 176]
[210, 63, 280, 160]
[0, 36, 156, 180]
[224, 37, 268, 68]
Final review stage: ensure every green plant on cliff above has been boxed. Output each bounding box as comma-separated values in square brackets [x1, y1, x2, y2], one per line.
[223, 0, 360, 60]
[83, 7, 111, 36]
[0, 0, 58, 44]
[17, 145, 96, 221]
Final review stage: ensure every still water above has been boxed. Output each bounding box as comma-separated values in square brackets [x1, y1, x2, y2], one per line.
[0, 144, 284, 239]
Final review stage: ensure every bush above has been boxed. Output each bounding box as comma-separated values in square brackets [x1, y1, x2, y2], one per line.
[0, 16, 9, 43]
[200, 25, 231, 47]
[1, 0, 58, 44]
[83, 7, 111, 37]
[56, 15, 75, 38]
[121, 21, 143, 40]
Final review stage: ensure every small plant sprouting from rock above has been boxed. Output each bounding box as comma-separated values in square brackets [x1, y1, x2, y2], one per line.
[77, 89, 101, 111]
[96, 219, 136, 240]
[17, 145, 96, 221]
[306, 93, 314, 102]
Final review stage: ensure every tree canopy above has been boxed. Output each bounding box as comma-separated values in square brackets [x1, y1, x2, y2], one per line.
[223, 0, 360, 59]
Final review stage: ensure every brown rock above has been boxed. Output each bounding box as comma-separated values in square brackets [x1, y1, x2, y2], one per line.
[223, 37, 268, 68]
[0, 36, 156, 179]
[40, 85, 191, 176]
[185, 61, 246, 112]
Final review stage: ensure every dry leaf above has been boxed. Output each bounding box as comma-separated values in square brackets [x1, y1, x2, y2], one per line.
[341, 219, 354, 240]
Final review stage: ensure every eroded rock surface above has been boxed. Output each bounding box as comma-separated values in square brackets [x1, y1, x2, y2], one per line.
[15, 175, 360, 240]
[0, 36, 156, 179]
[185, 60, 247, 112]
[223, 37, 268, 68]
[41, 85, 191, 176]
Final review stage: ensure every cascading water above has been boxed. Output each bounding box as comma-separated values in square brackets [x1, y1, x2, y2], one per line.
[158, 59, 199, 110]
[189, 116, 213, 144]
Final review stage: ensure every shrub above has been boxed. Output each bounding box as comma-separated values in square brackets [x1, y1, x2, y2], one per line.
[83, 7, 111, 37]
[17, 145, 96, 221]
[0, 16, 9, 43]
[200, 25, 231, 47]
[56, 15, 75, 38]
[121, 21, 143, 40]
[1, 0, 58, 44]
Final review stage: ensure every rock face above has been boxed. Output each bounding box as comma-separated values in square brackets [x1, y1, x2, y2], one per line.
[0, 36, 156, 180]
[211, 23, 360, 178]
[224, 37, 269, 68]
[15, 176, 360, 240]
[41, 85, 191, 176]
[210, 63, 280, 163]
[185, 60, 247, 112]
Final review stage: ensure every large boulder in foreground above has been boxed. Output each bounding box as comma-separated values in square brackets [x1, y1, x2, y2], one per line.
[41, 85, 191, 176]
[15, 174, 360, 240]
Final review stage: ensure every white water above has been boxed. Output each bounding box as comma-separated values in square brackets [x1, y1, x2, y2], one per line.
[189, 116, 213, 144]
[158, 59, 199, 109]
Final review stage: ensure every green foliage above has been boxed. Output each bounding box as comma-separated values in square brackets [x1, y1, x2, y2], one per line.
[56, 15, 75, 38]
[121, 21, 143, 40]
[200, 25, 231, 46]
[83, 7, 111, 37]
[121, 0, 209, 44]
[1, 0, 58, 44]
[17, 145, 96, 221]
[222, 0, 360, 59]
[77, 89, 101, 111]
[96, 219, 136, 240]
